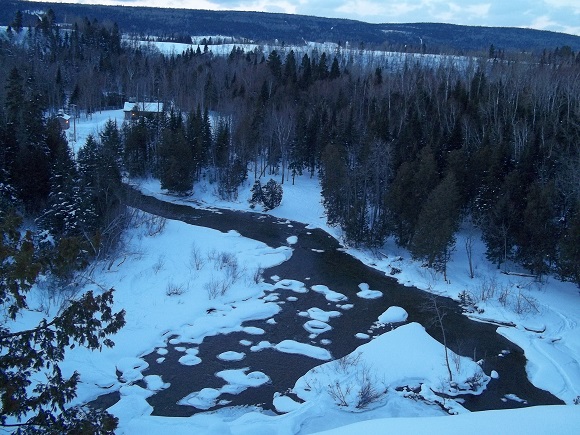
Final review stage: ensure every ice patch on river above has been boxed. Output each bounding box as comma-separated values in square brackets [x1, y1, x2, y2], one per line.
[276, 340, 333, 360]
[217, 351, 246, 361]
[356, 283, 383, 299]
[311, 285, 348, 302]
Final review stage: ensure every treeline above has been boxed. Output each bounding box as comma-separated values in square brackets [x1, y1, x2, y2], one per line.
[0, 10, 579, 286]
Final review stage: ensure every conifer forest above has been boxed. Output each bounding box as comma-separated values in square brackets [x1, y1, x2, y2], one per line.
[1, 10, 579, 286]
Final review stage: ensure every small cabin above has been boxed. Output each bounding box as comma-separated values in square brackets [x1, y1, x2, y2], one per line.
[56, 110, 71, 130]
[123, 101, 164, 120]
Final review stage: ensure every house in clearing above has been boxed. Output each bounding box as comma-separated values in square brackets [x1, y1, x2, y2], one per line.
[56, 110, 71, 130]
[123, 101, 164, 121]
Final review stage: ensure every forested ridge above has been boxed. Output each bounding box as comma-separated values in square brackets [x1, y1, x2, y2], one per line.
[3, 0, 580, 53]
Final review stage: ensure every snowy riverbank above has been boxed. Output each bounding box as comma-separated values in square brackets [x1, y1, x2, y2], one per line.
[19, 109, 578, 434]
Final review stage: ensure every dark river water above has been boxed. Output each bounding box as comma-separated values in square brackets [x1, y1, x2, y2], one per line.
[93, 186, 562, 416]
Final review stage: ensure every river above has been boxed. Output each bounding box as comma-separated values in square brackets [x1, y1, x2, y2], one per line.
[93, 186, 562, 416]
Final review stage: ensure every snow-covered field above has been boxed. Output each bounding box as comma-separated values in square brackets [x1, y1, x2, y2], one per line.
[17, 110, 579, 433]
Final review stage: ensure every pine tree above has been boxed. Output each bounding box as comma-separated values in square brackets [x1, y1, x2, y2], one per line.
[122, 118, 149, 177]
[300, 53, 312, 88]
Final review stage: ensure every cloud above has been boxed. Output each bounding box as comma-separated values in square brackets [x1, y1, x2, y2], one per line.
[543, 0, 580, 14]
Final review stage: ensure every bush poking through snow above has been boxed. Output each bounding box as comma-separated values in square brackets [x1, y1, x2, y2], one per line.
[326, 363, 386, 410]
[355, 366, 387, 409]
[252, 267, 264, 284]
[166, 282, 186, 296]
[145, 215, 167, 236]
[152, 255, 165, 274]
[512, 290, 540, 315]
[336, 352, 362, 374]
[464, 372, 486, 391]
[189, 242, 205, 271]
[205, 277, 230, 299]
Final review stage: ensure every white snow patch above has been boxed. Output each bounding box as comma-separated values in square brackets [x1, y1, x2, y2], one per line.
[287, 236, 298, 245]
[275, 340, 332, 360]
[273, 394, 303, 413]
[217, 351, 246, 362]
[311, 285, 348, 302]
[378, 306, 409, 324]
[356, 283, 383, 299]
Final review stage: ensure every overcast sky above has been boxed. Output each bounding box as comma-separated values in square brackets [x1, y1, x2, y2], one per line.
[40, 1, 580, 36]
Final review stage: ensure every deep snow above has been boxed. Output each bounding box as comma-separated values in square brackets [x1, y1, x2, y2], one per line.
[10, 108, 579, 434]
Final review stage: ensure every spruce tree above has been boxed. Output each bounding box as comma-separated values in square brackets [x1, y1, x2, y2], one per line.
[157, 114, 194, 194]
[262, 178, 283, 210]
[410, 172, 461, 276]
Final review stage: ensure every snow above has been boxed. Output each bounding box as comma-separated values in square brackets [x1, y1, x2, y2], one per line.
[273, 394, 303, 413]
[295, 323, 490, 409]
[302, 307, 342, 322]
[13, 108, 580, 434]
[312, 405, 580, 435]
[311, 285, 348, 302]
[303, 320, 332, 335]
[217, 351, 246, 361]
[273, 279, 309, 293]
[377, 306, 409, 324]
[356, 283, 383, 299]
[216, 368, 270, 390]
[274, 340, 333, 360]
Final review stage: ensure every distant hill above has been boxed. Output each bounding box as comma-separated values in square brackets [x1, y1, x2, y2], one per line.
[2, 0, 580, 53]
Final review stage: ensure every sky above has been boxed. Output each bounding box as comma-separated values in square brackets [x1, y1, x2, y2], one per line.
[35, 0, 580, 36]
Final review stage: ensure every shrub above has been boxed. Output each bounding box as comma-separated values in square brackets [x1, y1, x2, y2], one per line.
[166, 282, 186, 296]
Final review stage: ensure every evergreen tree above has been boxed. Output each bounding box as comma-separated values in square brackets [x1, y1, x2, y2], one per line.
[100, 119, 122, 168]
[329, 56, 341, 80]
[157, 111, 194, 194]
[77, 134, 121, 240]
[558, 201, 580, 286]
[317, 52, 329, 80]
[0, 210, 125, 434]
[267, 50, 282, 80]
[123, 118, 149, 177]
[388, 147, 438, 246]
[283, 50, 297, 84]
[517, 182, 558, 278]
[249, 179, 264, 208]
[410, 172, 461, 277]
[38, 141, 80, 238]
[321, 141, 348, 228]
[262, 178, 283, 210]
[300, 53, 312, 88]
